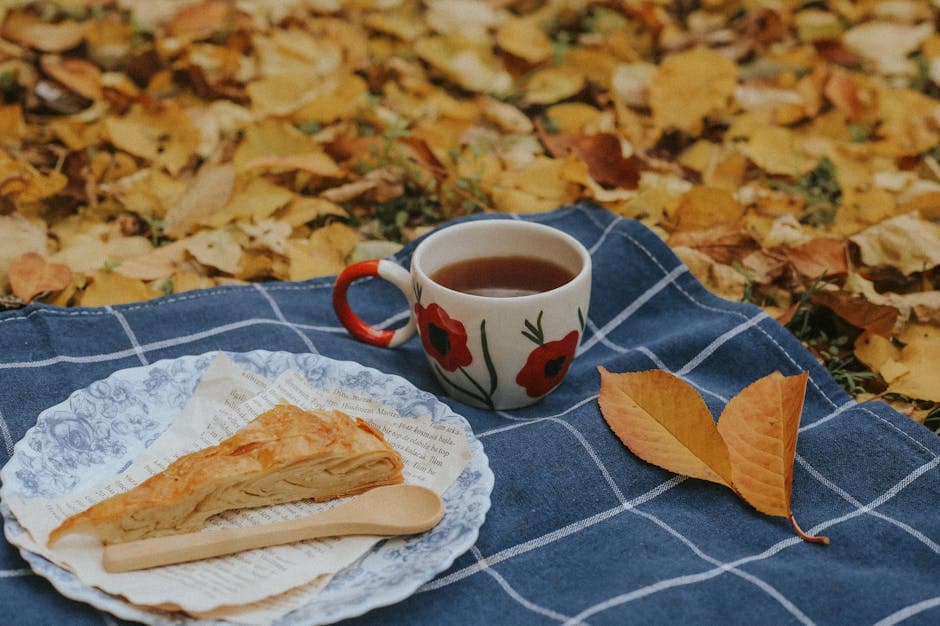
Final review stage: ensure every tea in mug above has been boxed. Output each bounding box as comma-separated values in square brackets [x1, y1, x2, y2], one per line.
[430, 255, 575, 297]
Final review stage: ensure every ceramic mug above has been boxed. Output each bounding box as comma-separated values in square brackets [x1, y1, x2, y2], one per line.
[333, 220, 591, 410]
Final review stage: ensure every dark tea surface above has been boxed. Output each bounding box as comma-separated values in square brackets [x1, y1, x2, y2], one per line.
[430, 255, 575, 297]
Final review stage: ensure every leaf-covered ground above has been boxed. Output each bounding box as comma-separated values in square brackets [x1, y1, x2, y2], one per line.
[1, 0, 938, 429]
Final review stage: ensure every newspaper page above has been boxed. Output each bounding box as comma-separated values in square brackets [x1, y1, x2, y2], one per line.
[6, 354, 470, 623]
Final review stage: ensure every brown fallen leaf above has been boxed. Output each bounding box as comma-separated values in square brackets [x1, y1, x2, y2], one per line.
[599, 367, 827, 544]
[597, 368, 733, 487]
[8, 252, 72, 303]
[849, 212, 940, 275]
[781, 238, 848, 279]
[539, 130, 640, 190]
[717, 371, 827, 543]
[810, 289, 900, 336]
[39, 55, 102, 101]
[667, 224, 760, 266]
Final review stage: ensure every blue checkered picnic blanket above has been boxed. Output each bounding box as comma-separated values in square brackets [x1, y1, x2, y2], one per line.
[1, 204, 938, 625]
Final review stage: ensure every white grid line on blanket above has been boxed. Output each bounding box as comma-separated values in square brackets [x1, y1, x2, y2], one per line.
[420, 477, 686, 592]
[252, 283, 318, 354]
[469, 546, 576, 624]
[577, 265, 688, 356]
[562, 455, 940, 625]
[0, 281, 336, 327]
[0, 568, 32, 578]
[0, 407, 14, 457]
[489, 408, 815, 624]
[588, 216, 621, 255]
[0, 318, 347, 370]
[873, 597, 940, 626]
[106, 306, 148, 366]
[628, 507, 816, 625]
[796, 454, 940, 554]
[580, 326, 730, 404]
[799, 400, 854, 432]
[560, 459, 940, 623]
[674, 313, 769, 376]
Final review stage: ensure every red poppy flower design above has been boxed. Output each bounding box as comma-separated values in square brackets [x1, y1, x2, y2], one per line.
[516, 330, 579, 397]
[415, 302, 473, 372]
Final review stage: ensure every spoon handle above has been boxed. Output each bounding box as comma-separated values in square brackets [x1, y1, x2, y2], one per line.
[102, 490, 440, 573]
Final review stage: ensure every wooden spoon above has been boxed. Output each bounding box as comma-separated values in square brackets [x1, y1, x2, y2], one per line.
[102, 484, 444, 573]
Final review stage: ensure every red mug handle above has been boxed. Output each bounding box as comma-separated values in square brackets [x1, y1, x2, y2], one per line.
[333, 259, 416, 348]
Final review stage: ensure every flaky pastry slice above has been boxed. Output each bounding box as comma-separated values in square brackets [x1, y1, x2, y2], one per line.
[48, 404, 404, 546]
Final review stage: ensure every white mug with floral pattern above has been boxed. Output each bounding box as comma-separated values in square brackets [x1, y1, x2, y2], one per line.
[333, 220, 592, 410]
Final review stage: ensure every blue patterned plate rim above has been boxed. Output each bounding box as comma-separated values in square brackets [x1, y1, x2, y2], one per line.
[1, 350, 494, 625]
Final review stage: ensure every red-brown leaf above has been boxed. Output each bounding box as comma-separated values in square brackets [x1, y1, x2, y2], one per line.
[539, 129, 640, 190]
[9, 252, 72, 302]
[811, 290, 900, 336]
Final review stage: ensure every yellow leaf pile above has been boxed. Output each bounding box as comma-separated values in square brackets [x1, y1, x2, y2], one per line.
[598, 367, 828, 544]
[0, 1, 937, 424]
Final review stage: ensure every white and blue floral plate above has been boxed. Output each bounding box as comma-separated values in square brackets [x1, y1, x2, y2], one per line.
[0, 350, 494, 625]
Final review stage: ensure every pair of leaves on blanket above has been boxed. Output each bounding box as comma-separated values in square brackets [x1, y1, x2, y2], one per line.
[598, 368, 828, 544]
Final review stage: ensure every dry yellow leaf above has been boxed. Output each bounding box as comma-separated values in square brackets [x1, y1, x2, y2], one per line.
[80, 270, 161, 307]
[0, 104, 27, 141]
[232, 121, 322, 171]
[164, 164, 236, 238]
[104, 104, 198, 175]
[0, 160, 68, 204]
[648, 47, 738, 135]
[274, 197, 347, 228]
[0, 214, 46, 293]
[248, 73, 339, 118]
[597, 368, 734, 486]
[496, 16, 552, 64]
[115, 240, 189, 281]
[185, 228, 243, 275]
[290, 74, 369, 124]
[171, 270, 216, 294]
[287, 222, 358, 281]
[672, 186, 745, 232]
[254, 30, 342, 79]
[200, 177, 294, 228]
[543, 103, 603, 135]
[414, 36, 511, 95]
[39, 55, 102, 100]
[2, 11, 87, 53]
[740, 126, 816, 176]
[717, 371, 825, 543]
[849, 212, 940, 275]
[8, 252, 71, 302]
[104, 168, 186, 220]
[497, 157, 579, 204]
[521, 67, 586, 106]
[242, 152, 343, 178]
[855, 325, 940, 402]
[672, 246, 747, 301]
[239, 220, 292, 256]
[51, 231, 153, 275]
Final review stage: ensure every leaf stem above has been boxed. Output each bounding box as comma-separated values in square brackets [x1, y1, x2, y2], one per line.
[434, 364, 492, 408]
[788, 511, 829, 545]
